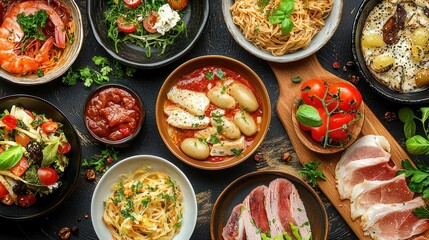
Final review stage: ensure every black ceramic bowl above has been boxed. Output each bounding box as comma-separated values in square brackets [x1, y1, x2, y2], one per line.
[352, 0, 429, 104]
[83, 83, 145, 147]
[0, 95, 81, 220]
[87, 1, 209, 69]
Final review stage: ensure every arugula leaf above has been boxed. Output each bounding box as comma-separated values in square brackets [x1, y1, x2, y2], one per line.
[299, 161, 326, 187]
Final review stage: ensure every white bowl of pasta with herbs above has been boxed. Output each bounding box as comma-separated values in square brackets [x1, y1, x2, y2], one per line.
[91, 155, 197, 240]
[222, 0, 343, 63]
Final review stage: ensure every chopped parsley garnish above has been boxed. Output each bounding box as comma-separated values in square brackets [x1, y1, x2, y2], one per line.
[215, 69, 225, 80]
[231, 148, 243, 156]
[208, 134, 220, 144]
[205, 72, 214, 80]
[141, 196, 151, 208]
[16, 10, 48, 44]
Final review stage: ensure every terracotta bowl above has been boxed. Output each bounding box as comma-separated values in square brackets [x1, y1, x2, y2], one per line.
[292, 78, 365, 154]
[0, 0, 83, 85]
[156, 55, 271, 170]
[210, 170, 328, 240]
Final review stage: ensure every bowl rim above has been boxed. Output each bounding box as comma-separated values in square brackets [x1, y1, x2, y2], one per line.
[0, 94, 82, 220]
[87, 0, 210, 69]
[83, 83, 145, 146]
[351, 0, 429, 104]
[210, 170, 329, 240]
[91, 154, 198, 240]
[156, 55, 271, 170]
[0, 0, 84, 85]
[221, 0, 343, 63]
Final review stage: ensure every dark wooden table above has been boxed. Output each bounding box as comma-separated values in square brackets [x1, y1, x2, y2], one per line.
[0, 0, 420, 239]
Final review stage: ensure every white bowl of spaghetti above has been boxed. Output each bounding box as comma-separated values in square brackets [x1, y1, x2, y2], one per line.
[0, 0, 83, 85]
[91, 155, 197, 240]
[222, 0, 343, 63]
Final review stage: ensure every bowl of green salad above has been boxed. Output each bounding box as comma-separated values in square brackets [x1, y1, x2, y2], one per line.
[87, 0, 209, 69]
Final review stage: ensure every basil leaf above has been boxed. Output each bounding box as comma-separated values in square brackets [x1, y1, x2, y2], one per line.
[421, 107, 429, 125]
[0, 145, 23, 170]
[42, 140, 60, 166]
[284, 0, 295, 14]
[398, 107, 415, 123]
[269, 15, 284, 24]
[281, 18, 294, 35]
[296, 104, 322, 127]
[406, 135, 429, 155]
[404, 120, 416, 139]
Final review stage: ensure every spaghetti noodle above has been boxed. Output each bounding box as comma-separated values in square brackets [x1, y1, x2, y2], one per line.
[102, 166, 183, 240]
[230, 0, 333, 56]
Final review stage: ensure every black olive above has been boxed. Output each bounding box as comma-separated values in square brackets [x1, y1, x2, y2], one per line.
[12, 182, 28, 195]
[424, 7, 429, 18]
[26, 141, 43, 163]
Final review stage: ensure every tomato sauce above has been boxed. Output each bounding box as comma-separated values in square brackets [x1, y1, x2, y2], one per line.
[85, 87, 141, 141]
[167, 66, 263, 162]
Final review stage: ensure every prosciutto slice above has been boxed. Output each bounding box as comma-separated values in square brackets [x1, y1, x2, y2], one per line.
[241, 186, 270, 240]
[265, 178, 312, 239]
[361, 197, 429, 240]
[350, 174, 414, 220]
[222, 204, 246, 240]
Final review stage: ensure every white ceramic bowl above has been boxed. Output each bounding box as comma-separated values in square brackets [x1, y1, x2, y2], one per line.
[221, 0, 343, 63]
[91, 155, 197, 240]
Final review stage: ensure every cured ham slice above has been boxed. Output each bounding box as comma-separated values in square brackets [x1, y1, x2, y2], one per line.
[265, 178, 312, 239]
[241, 186, 270, 239]
[361, 197, 429, 240]
[336, 157, 397, 199]
[222, 204, 246, 240]
[350, 174, 414, 220]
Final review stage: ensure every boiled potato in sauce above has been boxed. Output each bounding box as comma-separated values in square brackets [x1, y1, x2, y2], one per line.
[164, 66, 263, 162]
[361, 0, 429, 92]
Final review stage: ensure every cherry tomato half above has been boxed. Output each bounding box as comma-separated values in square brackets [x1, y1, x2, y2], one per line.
[123, 0, 141, 8]
[167, 0, 188, 10]
[329, 113, 356, 142]
[0, 182, 8, 199]
[10, 157, 28, 177]
[41, 120, 58, 134]
[1, 114, 17, 130]
[143, 11, 158, 33]
[15, 131, 30, 146]
[37, 167, 59, 186]
[18, 194, 36, 207]
[116, 17, 137, 33]
[57, 142, 71, 154]
[300, 79, 327, 109]
[327, 82, 362, 112]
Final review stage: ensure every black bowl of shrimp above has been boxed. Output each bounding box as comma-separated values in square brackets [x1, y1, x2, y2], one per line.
[0, 95, 81, 220]
[0, 0, 83, 85]
[87, 0, 209, 69]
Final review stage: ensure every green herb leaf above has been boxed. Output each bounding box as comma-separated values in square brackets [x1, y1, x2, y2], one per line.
[292, 76, 302, 83]
[281, 18, 294, 35]
[299, 161, 326, 187]
[0, 145, 24, 170]
[268, 0, 295, 34]
[398, 159, 429, 198]
[42, 139, 60, 166]
[92, 56, 109, 67]
[413, 205, 429, 219]
[231, 148, 243, 156]
[421, 107, 429, 125]
[398, 107, 415, 123]
[216, 69, 225, 80]
[16, 10, 48, 43]
[296, 104, 322, 127]
[404, 120, 416, 139]
[205, 72, 214, 80]
[405, 135, 429, 155]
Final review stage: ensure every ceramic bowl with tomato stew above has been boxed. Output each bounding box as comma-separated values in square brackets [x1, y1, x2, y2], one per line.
[87, 0, 209, 69]
[0, 94, 81, 220]
[292, 78, 365, 154]
[156, 55, 271, 170]
[83, 83, 145, 147]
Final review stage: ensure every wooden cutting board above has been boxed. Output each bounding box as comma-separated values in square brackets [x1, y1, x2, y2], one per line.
[269, 54, 429, 239]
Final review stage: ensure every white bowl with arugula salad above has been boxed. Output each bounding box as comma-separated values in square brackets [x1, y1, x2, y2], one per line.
[88, 0, 209, 69]
[0, 95, 81, 220]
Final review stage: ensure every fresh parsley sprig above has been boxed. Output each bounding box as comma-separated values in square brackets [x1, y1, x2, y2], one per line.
[82, 147, 119, 173]
[299, 161, 326, 187]
[397, 159, 429, 199]
[269, 0, 295, 35]
[414, 205, 429, 219]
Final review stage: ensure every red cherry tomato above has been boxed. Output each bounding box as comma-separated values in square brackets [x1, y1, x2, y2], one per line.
[167, 0, 188, 10]
[327, 82, 362, 112]
[15, 132, 30, 146]
[116, 17, 137, 33]
[37, 167, 59, 186]
[10, 157, 28, 177]
[1, 114, 17, 130]
[143, 11, 158, 33]
[328, 113, 356, 142]
[300, 79, 327, 109]
[18, 194, 36, 207]
[57, 142, 71, 154]
[41, 120, 58, 134]
[123, 0, 141, 8]
[0, 182, 8, 199]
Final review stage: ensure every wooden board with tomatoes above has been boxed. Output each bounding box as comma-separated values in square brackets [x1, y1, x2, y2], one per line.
[269, 54, 429, 239]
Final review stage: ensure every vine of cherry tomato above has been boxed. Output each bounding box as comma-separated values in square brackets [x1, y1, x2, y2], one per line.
[298, 78, 362, 145]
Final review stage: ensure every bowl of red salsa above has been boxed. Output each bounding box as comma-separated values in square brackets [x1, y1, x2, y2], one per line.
[84, 84, 144, 146]
[156, 55, 271, 170]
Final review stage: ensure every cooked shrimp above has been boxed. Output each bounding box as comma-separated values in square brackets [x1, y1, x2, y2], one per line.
[0, 1, 66, 74]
